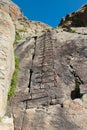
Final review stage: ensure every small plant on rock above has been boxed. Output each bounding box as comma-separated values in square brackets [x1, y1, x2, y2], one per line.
[70, 29, 76, 33]
[14, 32, 21, 45]
[8, 52, 19, 100]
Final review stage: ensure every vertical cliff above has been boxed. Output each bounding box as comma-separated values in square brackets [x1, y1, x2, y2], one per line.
[0, 0, 22, 129]
[10, 28, 87, 130]
[0, 1, 87, 130]
[59, 4, 87, 27]
[0, 10, 15, 130]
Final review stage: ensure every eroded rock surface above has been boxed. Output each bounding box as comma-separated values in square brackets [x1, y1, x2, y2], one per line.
[8, 29, 87, 130]
[0, 1, 87, 130]
[0, 0, 22, 20]
[0, 7, 15, 130]
[0, 116, 14, 130]
[59, 4, 87, 27]
[0, 9, 15, 117]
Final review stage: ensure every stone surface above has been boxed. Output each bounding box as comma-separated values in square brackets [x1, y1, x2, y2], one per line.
[0, 116, 14, 130]
[0, 9, 15, 117]
[23, 105, 77, 130]
[8, 28, 87, 130]
[59, 4, 87, 27]
[82, 94, 87, 103]
[64, 98, 87, 129]
[0, 0, 22, 20]
[15, 16, 51, 41]
[0, 1, 87, 130]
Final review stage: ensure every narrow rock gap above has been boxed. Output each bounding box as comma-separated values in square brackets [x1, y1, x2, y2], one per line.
[20, 36, 37, 130]
[28, 68, 33, 93]
[28, 36, 37, 91]
[69, 65, 84, 100]
[26, 36, 37, 107]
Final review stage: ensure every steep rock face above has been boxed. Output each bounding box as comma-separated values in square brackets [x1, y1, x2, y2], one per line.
[15, 16, 51, 40]
[8, 28, 87, 130]
[0, 1, 51, 130]
[0, 1, 87, 130]
[0, 9, 15, 117]
[59, 4, 87, 27]
[0, 0, 51, 43]
[0, 0, 22, 20]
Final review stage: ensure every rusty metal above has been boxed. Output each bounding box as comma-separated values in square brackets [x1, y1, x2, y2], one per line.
[39, 61, 53, 65]
[41, 80, 55, 84]
[38, 55, 54, 59]
[36, 72, 54, 81]
[28, 32, 57, 99]
[39, 51, 53, 55]
[38, 64, 53, 68]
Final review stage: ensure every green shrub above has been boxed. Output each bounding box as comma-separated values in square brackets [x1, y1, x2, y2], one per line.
[58, 25, 63, 29]
[8, 52, 19, 100]
[55, 29, 59, 33]
[70, 29, 76, 33]
[15, 33, 21, 41]
[18, 29, 28, 33]
[14, 32, 21, 45]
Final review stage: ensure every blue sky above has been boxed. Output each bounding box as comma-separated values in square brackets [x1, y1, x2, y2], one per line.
[12, 0, 87, 27]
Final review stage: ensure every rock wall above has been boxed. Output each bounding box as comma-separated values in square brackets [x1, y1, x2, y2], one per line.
[9, 28, 87, 130]
[0, 1, 87, 130]
[0, 9, 15, 117]
[0, 0, 22, 20]
[59, 4, 87, 27]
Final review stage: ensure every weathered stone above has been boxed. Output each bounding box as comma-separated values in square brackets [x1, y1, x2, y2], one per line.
[0, 0, 22, 20]
[59, 4, 87, 27]
[0, 1, 86, 130]
[0, 116, 14, 130]
[22, 105, 77, 130]
[0, 9, 15, 117]
[82, 94, 87, 109]
[82, 94, 87, 103]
